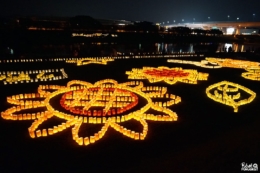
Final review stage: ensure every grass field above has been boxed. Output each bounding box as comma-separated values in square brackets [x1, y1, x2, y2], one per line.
[0, 57, 259, 173]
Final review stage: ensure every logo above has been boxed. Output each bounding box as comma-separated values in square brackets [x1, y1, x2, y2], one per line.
[241, 162, 258, 171]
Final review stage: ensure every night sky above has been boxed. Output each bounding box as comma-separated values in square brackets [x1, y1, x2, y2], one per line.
[1, 0, 259, 23]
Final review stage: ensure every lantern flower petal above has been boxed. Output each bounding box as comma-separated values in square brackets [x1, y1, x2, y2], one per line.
[27, 112, 79, 139]
[110, 117, 148, 140]
[71, 118, 110, 146]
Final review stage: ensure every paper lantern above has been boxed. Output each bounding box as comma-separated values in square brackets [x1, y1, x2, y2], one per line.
[1, 79, 181, 146]
[126, 66, 208, 85]
[0, 68, 68, 85]
[206, 81, 256, 112]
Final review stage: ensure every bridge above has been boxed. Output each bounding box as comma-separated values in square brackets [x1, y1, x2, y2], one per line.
[164, 21, 260, 35]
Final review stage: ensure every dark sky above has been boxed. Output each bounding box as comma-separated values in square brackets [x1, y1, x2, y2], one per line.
[1, 0, 259, 22]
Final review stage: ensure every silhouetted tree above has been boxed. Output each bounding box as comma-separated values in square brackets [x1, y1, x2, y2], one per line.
[134, 21, 158, 32]
[169, 27, 191, 35]
[208, 29, 223, 36]
[69, 16, 102, 29]
[191, 28, 207, 35]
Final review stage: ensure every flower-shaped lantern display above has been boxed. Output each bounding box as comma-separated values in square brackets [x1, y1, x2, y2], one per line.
[1, 79, 181, 146]
[126, 66, 208, 84]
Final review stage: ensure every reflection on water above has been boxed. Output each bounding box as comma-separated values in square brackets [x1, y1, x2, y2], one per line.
[156, 43, 195, 53]
[216, 43, 259, 53]
[2, 42, 260, 58]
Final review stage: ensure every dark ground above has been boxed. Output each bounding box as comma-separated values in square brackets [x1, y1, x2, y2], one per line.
[0, 57, 259, 173]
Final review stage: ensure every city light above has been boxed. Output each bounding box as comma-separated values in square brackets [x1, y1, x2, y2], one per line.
[226, 28, 235, 35]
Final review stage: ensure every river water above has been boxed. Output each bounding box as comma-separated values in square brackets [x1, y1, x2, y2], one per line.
[3, 42, 260, 58]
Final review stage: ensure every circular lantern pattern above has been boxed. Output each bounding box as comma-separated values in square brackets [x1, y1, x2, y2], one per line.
[60, 87, 138, 116]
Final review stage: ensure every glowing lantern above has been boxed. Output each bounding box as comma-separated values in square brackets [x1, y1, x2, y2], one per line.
[206, 81, 256, 112]
[1, 79, 181, 146]
[126, 66, 208, 85]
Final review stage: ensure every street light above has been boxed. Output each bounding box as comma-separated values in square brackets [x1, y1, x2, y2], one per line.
[208, 17, 210, 21]
[253, 14, 255, 21]
[182, 19, 184, 22]
[237, 17, 239, 20]
[227, 15, 230, 21]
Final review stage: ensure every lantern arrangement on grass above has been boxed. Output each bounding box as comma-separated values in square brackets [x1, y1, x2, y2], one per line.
[0, 68, 68, 85]
[1, 79, 181, 146]
[206, 81, 256, 112]
[126, 66, 208, 85]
